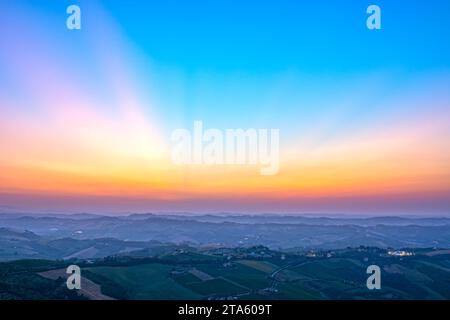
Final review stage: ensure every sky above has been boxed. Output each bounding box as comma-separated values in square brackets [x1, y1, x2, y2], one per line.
[0, 0, 449, 214]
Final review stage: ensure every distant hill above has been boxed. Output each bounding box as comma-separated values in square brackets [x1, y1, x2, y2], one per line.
[0, 227, 166, 261]
[1, 214, 450, 251]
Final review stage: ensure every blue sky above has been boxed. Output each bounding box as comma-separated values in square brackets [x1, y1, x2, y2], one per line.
[96, 0, 450, 73]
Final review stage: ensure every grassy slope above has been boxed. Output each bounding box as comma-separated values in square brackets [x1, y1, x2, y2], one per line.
[86, 264, 202, 299]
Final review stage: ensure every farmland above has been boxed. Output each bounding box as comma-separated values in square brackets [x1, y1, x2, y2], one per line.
[2, 246, 450, 300]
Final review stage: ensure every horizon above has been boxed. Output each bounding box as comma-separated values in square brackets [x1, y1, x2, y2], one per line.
[2, 209, 450, 219]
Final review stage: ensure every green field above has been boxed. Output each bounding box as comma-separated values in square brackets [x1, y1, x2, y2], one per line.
[184, 278, 247, 296]
[85, 261, 272, 299]
[196, 262, 271, 290]
[3, 247, 450, 300]
[81, 252, 450, 300]
[85, 264, 202, 299]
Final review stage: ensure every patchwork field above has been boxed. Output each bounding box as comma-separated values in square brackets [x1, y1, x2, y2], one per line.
[85, 264, 202, 299]
[3, 247, 450, 300]
[39, 268, 114, 300]
[80, 251, 450, 300]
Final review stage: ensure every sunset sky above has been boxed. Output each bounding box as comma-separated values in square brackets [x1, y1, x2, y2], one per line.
[0, 0, 449, 214]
